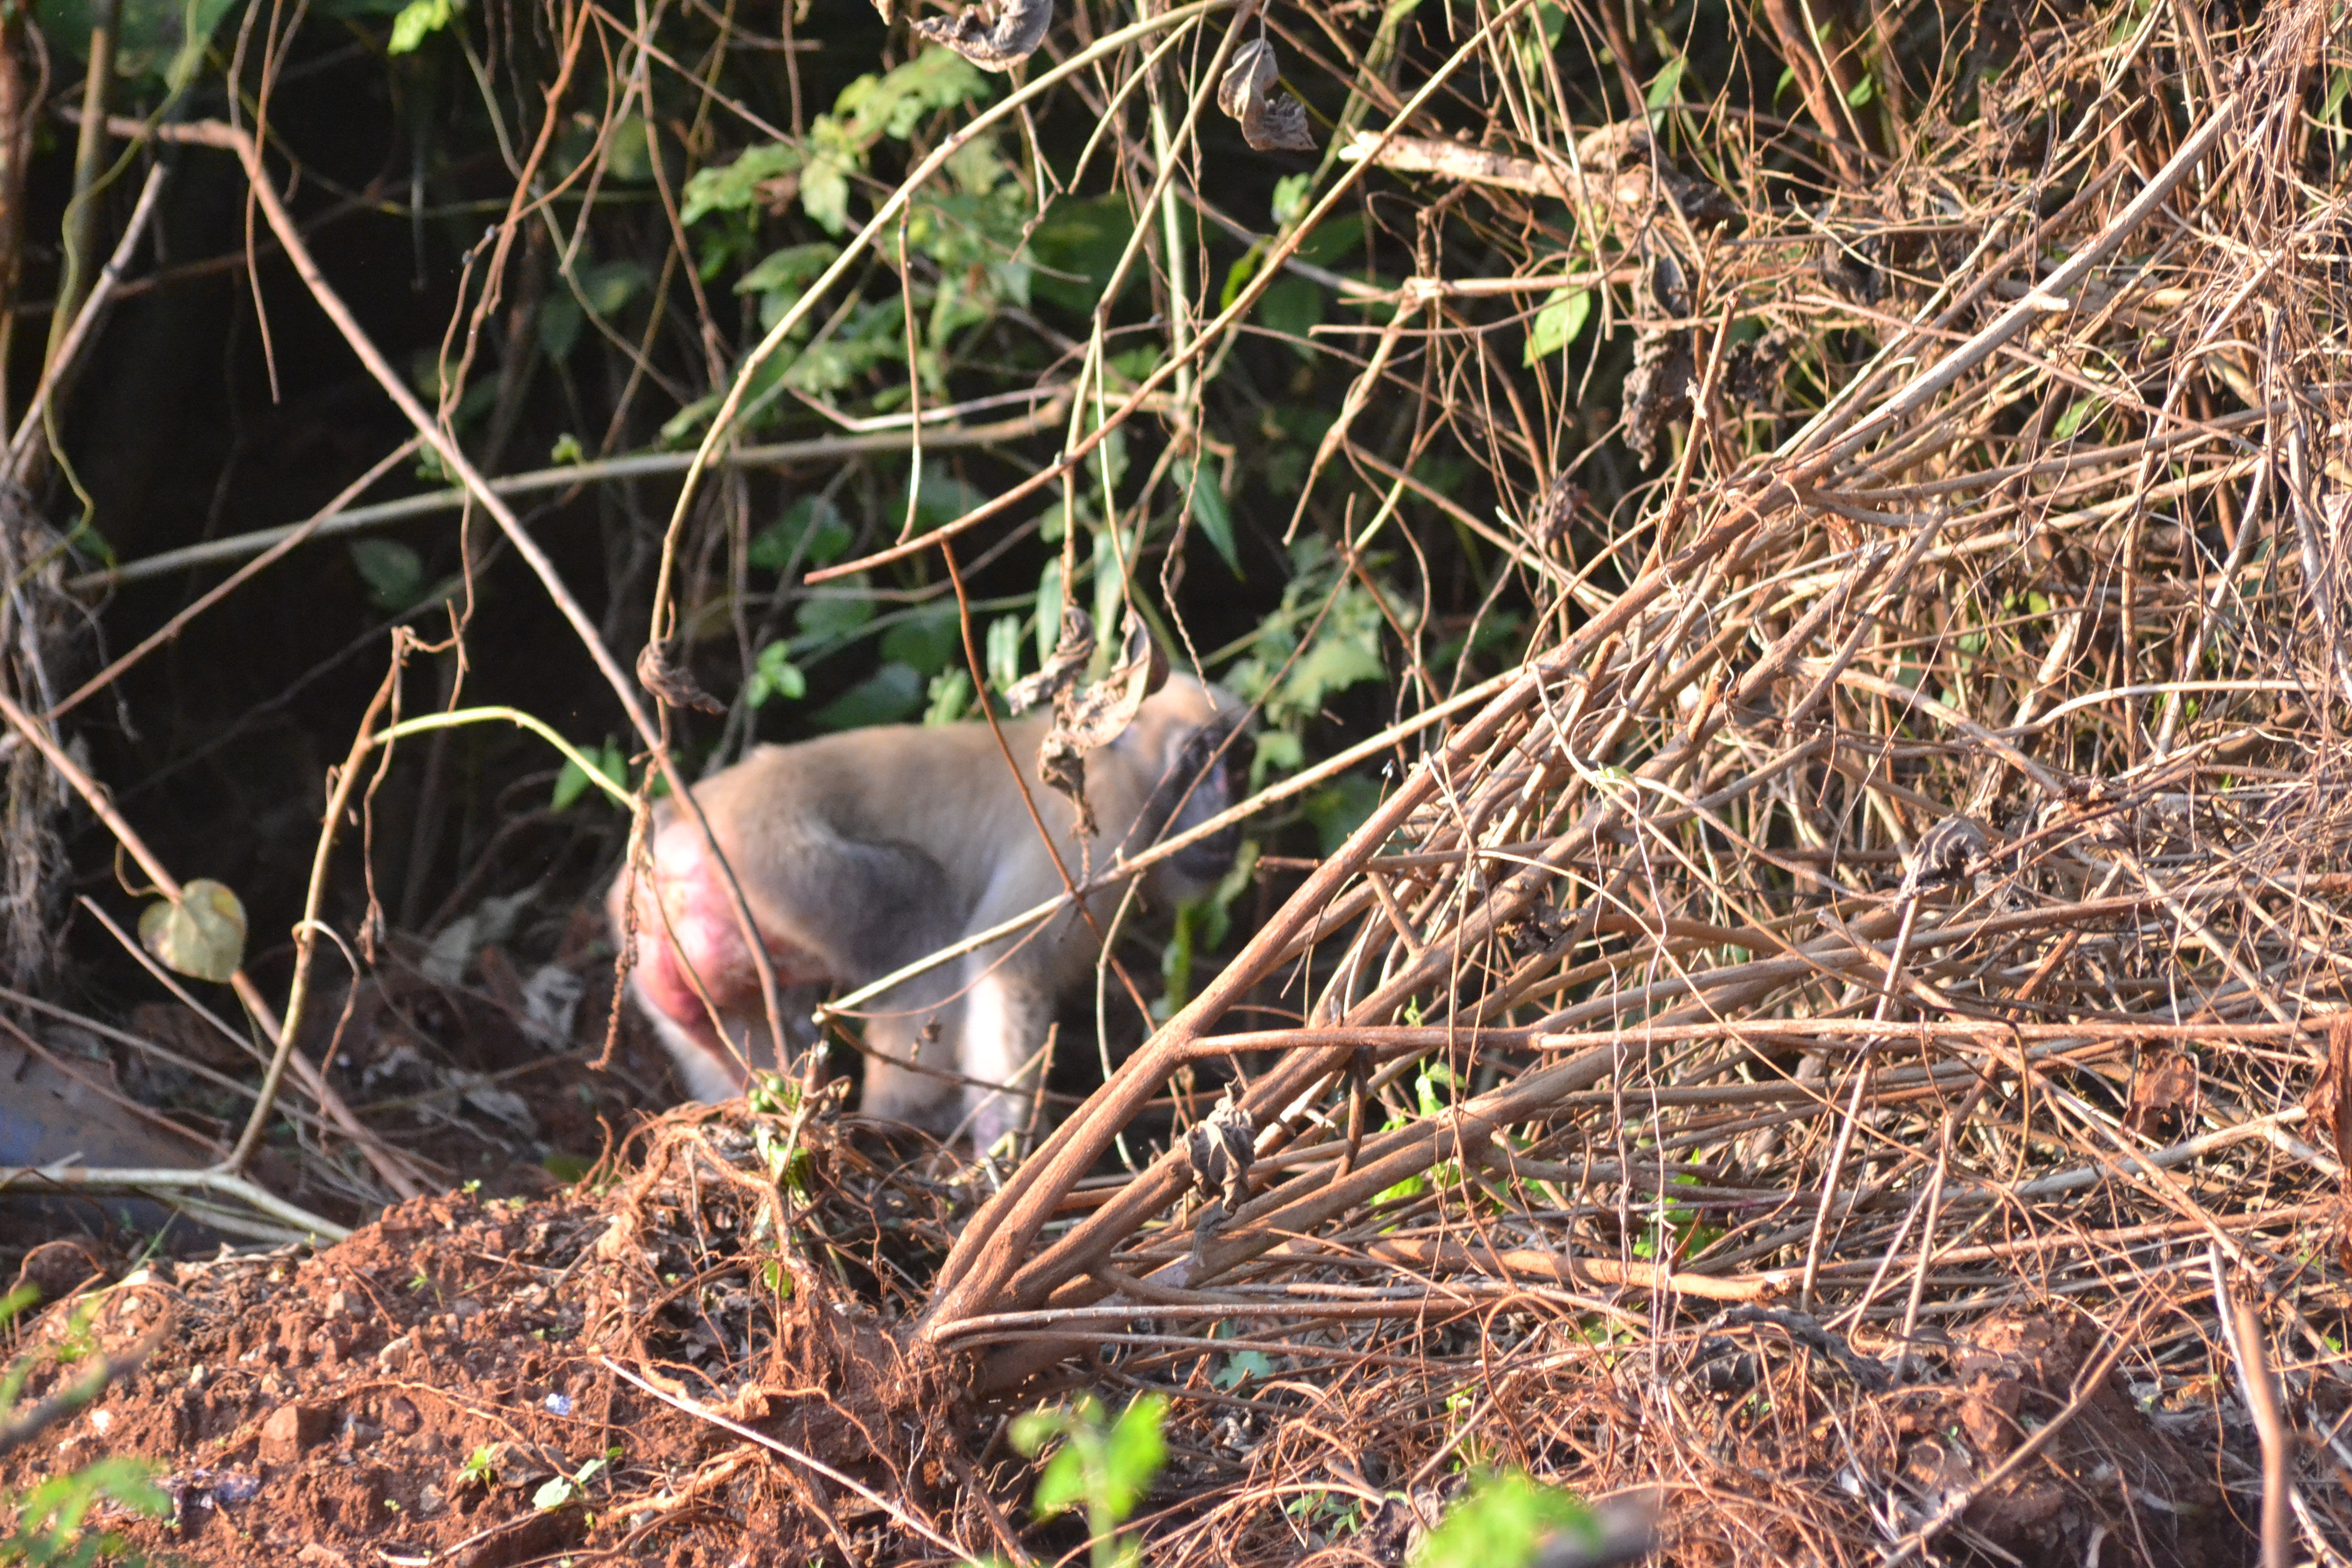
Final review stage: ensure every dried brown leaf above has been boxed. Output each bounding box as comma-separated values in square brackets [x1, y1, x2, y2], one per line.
[1216, 38, 1316, 154]
[2308, 1017, 2352, 1174]
[1002, 605, 1092, 716]
[2122, 1046, 2200, 1138]
[636, 638, 725, 715]
[1033, 611, 1166, 838]
[1185, 1088, 1256, 1214]
[910, 0, 1051, 71]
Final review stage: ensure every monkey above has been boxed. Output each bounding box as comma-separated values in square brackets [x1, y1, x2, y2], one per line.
[606, 673, 1243, 1147]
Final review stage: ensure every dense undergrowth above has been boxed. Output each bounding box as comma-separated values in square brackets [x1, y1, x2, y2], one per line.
[0, 0, 2347, 1560]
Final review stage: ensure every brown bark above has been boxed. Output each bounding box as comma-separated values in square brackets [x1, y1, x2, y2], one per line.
[0, 7, 36, 424]
[1757, 0, 1868, 183]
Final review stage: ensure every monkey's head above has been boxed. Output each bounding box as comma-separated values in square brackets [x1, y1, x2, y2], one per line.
[1116, 673, 1248, 900]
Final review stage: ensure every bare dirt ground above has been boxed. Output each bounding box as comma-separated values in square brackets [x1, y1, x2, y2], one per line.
[0, 1085, 2294, 1567]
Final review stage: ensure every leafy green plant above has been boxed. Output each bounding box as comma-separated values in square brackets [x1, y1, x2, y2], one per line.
[1375, 1061, 1459, 1205]
[0, 1288, 169, 1565]
[385, 0, 459, 53]
[456, 1444, 500, 1489]
[1412, 1469, 1597, 1568]
[1226, 535, 1403, 807]
[1158, 842, 1259, 1018]
[1, 1457, 167, 1566]
[671, 49, 1024, 428]
[1008, 1393, 1167, 1568]
[551, 739, 630, 812]
[1632, 1174, 1723, 1262]
[532, 1450, 617, 1511]
[136, 878, 247, 983]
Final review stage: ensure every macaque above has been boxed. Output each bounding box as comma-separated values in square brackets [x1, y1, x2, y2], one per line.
[607, 674, 1242, 1145]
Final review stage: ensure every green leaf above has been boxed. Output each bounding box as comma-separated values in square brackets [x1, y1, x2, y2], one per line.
[1412, 1470, 1595, 1568]
[1374, 1171, 1426, 1205]
[579, 259, 648, 319]
[532, 1476, 573, 1510]
[800, 152, 853, 235]
[1414, 1060, 1455, 1117]
[1007, 1410, 1064, 1458]
[40, 0, 242, 83]
[924, 668, 973, 725]
[1296, 212, 1365, 267]
[880, 605, 963, 677]
[2324, 67, 2352, 128]
[1101, 1395, 1167, 1523]
[1031, 1447, 1087, 1520]
[796, 587, 877, 642]
[1253, 729, 1303, 775]
[736, 241, 841, 299]
[744, 644, 807, 709]
[985, 616, 1025, 694]
[1522, 287, 1591, 364]
[750, 496, 851, 571]
[681, 144, 805, 227]
[138, 879, 247, 982]
[1270, 173, 1313, 228]
[1220, 241, 1267, 312]
[387, 0, 458, 53]
[12, 1454, 168, 1547]
[2052, 396, 2104, 440]
[1281, 616, 1387, 714]
[659, 390, 724, 448]
[1304, 775, 1381, 855]
[810, 663, 926, 730]
[1035, 558, 1066, 663]
[1175, 455, 1240, 575]
[550, 759, 588, 814]
[1845, 72, 1876, 106]
[907, 461, 988, 531]
[601, 115, 658, 183]
[1108, 346, 1161, 384]
[1645, 53, 1685, 108]
[552, 739, 626, 811]
[1258, 275, 1325, 357]
[350, 538, 427, 611]
[831, 47, 989, 143]
[1030, 195, 1139, 314]
[1213, 1350, 1274, 1389]
[537, 296, 582, 361]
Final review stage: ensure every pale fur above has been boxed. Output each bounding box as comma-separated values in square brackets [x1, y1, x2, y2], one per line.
[608, 675, 1240, 1145]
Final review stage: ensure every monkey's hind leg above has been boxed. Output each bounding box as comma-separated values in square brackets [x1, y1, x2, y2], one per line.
[954, 967, 1057, 1154]
[855, 995, 969, 1139]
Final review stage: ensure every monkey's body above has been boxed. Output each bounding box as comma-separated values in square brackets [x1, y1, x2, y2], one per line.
[609, 676, 1240, 1144]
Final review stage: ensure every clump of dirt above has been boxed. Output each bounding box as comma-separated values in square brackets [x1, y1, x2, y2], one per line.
[0, 1109, 1001, 1567]
[1680, 1306, 2258, 1567]
[0, 1091, 2284, 1568]
[1885, 1312, 2250, 1566]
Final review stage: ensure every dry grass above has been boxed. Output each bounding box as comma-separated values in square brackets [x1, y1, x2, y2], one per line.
[5, 0, 2351, 1560]
[841, 0, 2352, 1561]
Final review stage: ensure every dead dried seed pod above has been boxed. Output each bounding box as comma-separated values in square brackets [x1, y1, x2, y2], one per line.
[635, 637, 724, 714]
[910, 0, 1052, 72]
[1033, 610, 1165, 837]
[1185, 1089, 1256, 1214]
[1216, 38, 1317, 153]
[1900, 814, 1990, 896]
[1003, 604, 1094, 715]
